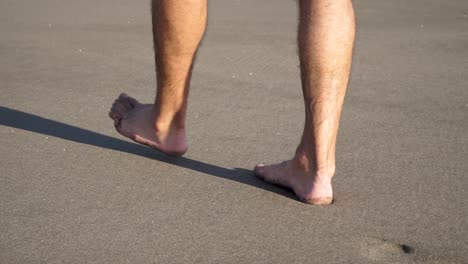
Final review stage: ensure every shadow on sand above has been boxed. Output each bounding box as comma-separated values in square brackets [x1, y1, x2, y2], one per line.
[0, 106, 295, 200]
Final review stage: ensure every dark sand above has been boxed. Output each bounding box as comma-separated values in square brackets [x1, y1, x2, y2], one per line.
[1, 0, 467, 263]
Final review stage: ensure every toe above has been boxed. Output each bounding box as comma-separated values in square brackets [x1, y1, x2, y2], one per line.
[109, 100, 126, 121]
[118, 93, 129, 99]
[255, 163, 291, 188]
[118, 93, 140, 110]
[255, 164, 279, 184]
[113, 100, 127, 114]
[108, 110, 120, 121]
[254, 164, 266, 178]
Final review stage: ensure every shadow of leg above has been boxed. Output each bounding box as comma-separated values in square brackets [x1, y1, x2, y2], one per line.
[0, 106, 296, 200]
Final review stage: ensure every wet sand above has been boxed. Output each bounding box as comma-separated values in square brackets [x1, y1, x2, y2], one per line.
[1, 0, 467, 263]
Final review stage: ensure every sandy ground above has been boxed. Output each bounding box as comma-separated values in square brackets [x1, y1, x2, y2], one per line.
[1, 0, 467, 263]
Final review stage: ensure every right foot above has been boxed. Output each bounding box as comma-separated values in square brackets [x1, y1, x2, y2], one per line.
[108, 93, 188, 156]
[254, 153, 334, 205]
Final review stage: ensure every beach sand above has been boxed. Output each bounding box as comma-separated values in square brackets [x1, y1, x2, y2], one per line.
[1, 0, 467, 263]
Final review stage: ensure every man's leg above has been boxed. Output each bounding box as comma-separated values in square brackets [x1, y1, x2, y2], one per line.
[109, 0, 207, 156]
[255, 0, 355, 205]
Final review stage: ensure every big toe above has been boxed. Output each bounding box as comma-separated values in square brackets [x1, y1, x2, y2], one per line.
[109, 93, 141, 121]
[254, 164, 266, 178]
[118, 93, 140, 110]
[254, 164, 288, 186]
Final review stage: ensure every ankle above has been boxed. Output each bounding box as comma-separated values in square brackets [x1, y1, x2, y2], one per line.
[292, 148, 314, 171]
[293, 146, 335, 179]
[154, 120, 185, 135]
[153, 108, 185, 132]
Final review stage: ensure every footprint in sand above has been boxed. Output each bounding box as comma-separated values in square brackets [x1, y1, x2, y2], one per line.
[359, 237, 415, 263]
[358, 238, 465, 264]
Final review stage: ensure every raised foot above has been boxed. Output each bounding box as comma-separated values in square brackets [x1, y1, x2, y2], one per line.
[108, 93, 188, 156]
[254, 159, 333, 205]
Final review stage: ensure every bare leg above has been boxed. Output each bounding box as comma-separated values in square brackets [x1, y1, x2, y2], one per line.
[109, 0, 207, 156]
[255, 0, 355, 205]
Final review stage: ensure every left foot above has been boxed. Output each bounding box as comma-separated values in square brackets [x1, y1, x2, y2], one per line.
[108, 93, 188, 156]
[254, 156, 333, 205]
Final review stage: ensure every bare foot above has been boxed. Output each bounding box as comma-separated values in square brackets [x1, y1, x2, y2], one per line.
[108, 93, 188, 156]
[254, 154, 333, 205]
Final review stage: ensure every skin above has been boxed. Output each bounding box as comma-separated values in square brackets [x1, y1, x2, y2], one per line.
[109, 0, 355, 205]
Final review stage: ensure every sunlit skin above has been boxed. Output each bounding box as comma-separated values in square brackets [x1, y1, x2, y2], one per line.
[109, 0, 355, 205]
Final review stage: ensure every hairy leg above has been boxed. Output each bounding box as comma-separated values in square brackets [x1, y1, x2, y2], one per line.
[255, 0, 355, 205]
[109, 0, 207, 156]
